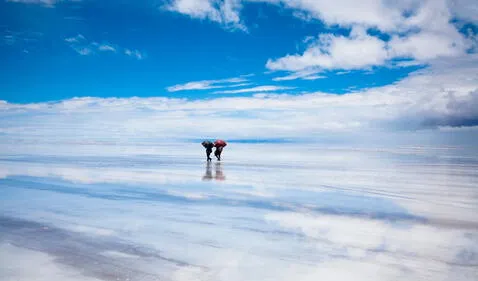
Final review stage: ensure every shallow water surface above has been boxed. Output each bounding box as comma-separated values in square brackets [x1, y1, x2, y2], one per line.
[1, 143, 477, 281]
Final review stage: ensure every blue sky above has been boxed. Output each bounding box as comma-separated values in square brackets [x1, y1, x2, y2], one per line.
[1, 0, 424, 103]
[1, 0, 478, 141]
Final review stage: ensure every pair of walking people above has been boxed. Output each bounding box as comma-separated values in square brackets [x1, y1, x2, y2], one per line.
[202, 139, 227, 161]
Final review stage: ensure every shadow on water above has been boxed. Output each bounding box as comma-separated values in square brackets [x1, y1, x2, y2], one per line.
[202, 162, 226, 181]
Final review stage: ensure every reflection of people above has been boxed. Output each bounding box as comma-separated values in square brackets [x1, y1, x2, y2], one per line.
[202, 162, 213, 181]
[213, 140, 227, 161]
[215, 162, 225, 181]
[201, 140, 214, 162]
[202, 162, 226, 181]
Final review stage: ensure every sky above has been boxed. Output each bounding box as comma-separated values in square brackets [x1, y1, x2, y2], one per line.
[1, 2, 478, 279]
[1, 0, 478, 142]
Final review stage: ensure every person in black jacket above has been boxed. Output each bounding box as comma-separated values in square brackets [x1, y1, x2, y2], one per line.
[201, 141, 214, 162]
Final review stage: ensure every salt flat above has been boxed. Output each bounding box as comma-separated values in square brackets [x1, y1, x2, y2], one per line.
[1, 142, 477, 281]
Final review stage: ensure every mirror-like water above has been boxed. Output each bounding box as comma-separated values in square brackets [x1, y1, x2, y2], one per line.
[1, 143, 477, 281]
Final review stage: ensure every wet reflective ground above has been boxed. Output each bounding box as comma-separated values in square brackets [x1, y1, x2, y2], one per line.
[1, 143, 477, 281]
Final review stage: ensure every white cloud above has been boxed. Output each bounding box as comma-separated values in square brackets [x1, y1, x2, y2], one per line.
[301, 74, 324, 80]
[389, 31, 468, 60]
[7, 0, 80, 7]
[167, 76, 250, 92]
[265, 0, 476, 72]
[64, 34, 85, 43]
[214, 85, 294, 94]
[252, 0, 405, 31]
[3, 35, 16, 45]
[124, 48, 145, 60]
[165, 0, 246, 31]
[168, 0, 476, 79]
[74, 47, 92, 56]
[64, 34, 145, 59]
[272, 70, 326, 81]
[7, 0, 59, 7]
[448, 0, 478, 24]
[98, 44, 116, 52]
[267, 26, 390, 71]
[267, 22, 472, 72]
[168, 81, 222, 92]
[254, 0, 478, 32]
[165, 0, 478, 35]
[1, 30, 43, 50]
[1, 55, 477, 142]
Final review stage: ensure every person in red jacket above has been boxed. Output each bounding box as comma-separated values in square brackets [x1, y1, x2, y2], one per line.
[213, 139, 227, 161]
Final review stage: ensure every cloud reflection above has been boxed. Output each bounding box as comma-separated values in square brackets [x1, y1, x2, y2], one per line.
[0, 143, 477, 281]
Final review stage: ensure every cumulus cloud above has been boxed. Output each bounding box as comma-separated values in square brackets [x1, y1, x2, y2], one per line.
[418, 89, 478, 127]
[388, 31, 468, 61]
[1, 56, 477, 141]
[447, 0, 478, 24]
[165, 0, 478, 32]
[163, 1, 478, 74]
[252, 0, 405, 31]
[64, 34, 145, 59]
[268, 25, 472, 73]
[267, 26, 390, 71]
[265, 0, 476, 72]
[167, 76, 250, 92]
[165, 0, 246, 31]
[255, 0, 478, 31]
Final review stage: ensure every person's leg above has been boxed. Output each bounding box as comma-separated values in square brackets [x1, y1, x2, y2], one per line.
[206, 148, 212, 161]
[214, 148, 220, 160]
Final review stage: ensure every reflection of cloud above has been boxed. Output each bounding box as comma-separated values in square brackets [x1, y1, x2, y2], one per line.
[67, 224, 116, 236]
[0, 216, 195, 280]
[1, 150, 477, 281]
[265, 212, 478, 281]
[100, 250, 141, 259]
[0, 243, 102, 281]
[1, 142, 477, 224]
[1, 141, 477, 281]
